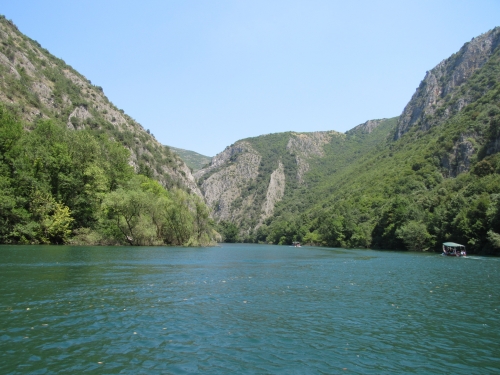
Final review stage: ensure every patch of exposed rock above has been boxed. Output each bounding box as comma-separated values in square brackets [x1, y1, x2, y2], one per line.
[287, 131, 333, 158]
[440, 134, 476, 177]
[197, 142, 261, 221]
[168, 161, 203, 197]
[261, 162, 285, 219]
[31, 81, 53, 107]
[286, 131, 335, 183]
[0, 51, 20, 78]
[194, 141, 253, 180]
[67, 105, 92, 129]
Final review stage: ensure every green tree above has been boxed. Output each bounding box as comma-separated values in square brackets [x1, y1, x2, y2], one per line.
[12, 190, 74, 244]
[396, 220, 433, 251]
[218, 221, 239, 243]
[100, 185, 160, 246]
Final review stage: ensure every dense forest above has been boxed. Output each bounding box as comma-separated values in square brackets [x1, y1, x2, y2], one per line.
[0, 105, 217, 246]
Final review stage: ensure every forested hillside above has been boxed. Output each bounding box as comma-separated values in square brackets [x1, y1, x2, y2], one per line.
[0, 16, 216, 246]
[196, 118, 396, 241]
[0, 16, 200, 194]
[199, 27, 500, 255]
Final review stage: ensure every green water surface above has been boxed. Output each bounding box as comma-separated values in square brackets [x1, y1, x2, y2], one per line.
[1, 244, 499, 374]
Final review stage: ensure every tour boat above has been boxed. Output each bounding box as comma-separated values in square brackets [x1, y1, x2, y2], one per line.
[442, 242, 466, 257]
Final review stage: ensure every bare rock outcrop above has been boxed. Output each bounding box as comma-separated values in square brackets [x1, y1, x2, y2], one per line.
[67, 105, 92, 129]
[286, 131, 336, 183]
[261, 162, 286, 218]
[440, 134, 477, 177]
[197, 142, 261, 221]
[194, 142, 251, 180]
[31, 81, 53, 107]
[348, 119, 385, 135]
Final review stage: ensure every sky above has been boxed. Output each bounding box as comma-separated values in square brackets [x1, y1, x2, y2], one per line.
[1, 1, 499, 156]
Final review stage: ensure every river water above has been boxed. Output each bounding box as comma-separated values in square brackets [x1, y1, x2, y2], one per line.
[0, 244, 499, 374]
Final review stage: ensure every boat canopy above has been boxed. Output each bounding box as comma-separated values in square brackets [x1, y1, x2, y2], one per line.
[443, 242, 465, 248]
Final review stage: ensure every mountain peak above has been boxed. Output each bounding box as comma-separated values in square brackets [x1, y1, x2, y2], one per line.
[395, 26, 500, 140]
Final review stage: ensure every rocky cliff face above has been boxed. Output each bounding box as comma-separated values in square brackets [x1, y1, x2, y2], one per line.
[395, 27, 500, 140]
[195, 141, 261, 222]
[0, 16, 201, 195]
[195, 131, 346, 229]
[286, 131, 335, 183]
[261, 162, 286, 220]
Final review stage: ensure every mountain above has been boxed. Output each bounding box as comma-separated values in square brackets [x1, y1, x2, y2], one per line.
[195, 118, 397, 235]
[168, 146, 211, 172]
[395, 28, 500, 140]
[0, 15, 216, 246]
[196, 27, 500, 254]
[4, 12, 498, 253]
[0, 16, 200, 196]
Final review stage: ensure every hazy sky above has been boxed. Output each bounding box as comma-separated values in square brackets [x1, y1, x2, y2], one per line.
[2, 1, 499, 156]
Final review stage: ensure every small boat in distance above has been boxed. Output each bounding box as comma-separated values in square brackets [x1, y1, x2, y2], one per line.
[292, 242, 301, 247]
[442, 242, 466, 257]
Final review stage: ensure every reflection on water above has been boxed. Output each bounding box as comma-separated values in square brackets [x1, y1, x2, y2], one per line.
[1, 244, 499, 374]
